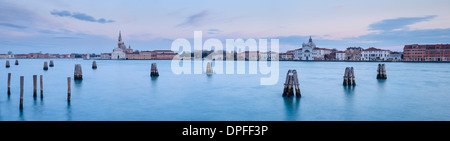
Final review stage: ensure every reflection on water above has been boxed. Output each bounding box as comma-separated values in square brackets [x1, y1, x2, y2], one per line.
[377, 79, 386, 90]
[151, 76, 158, 88]
[33, 96, 37, 106]
[206, 74, 213, 83]
[343, 85, 355, 108]
[343, 86, 355, 96]
[19, 109, 24, 121]
[283, 97, 301, 121]
[2, 59, 450, 121]
[67, 101, 72, 121]
[74, 80, 82, 88]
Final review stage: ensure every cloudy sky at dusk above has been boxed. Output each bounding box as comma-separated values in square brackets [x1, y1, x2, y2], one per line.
[1, 0, 450, 54]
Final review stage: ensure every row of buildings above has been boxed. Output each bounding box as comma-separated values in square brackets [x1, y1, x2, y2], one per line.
[279, 36, 448, 62]
[403, 44, 450, 61]
[100, 31, 178, 60]
[2, 31, 448, 62]
[0, 51, 88, 59]
[278, 37, 401, 61]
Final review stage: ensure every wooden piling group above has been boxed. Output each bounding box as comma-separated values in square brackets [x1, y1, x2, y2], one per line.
[92, 61, 97, 69]
[150, 63, 159, 77]
[343, 67, 356, 86]
[6, 60, 10, 68]
[206, 62, 213, 75]
[49, 60, 54, 67]
[377, 64, 387, 79]
[5, 59, 394, 111]
[43, 62, 49, 70]
[74, 64, 83, 80]
[282, 70, 301, 97]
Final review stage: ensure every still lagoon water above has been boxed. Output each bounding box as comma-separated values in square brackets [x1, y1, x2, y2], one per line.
[0, 59, 449, 121]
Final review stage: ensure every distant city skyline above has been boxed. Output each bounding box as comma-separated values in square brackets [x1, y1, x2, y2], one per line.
[1, 0, 450, 54]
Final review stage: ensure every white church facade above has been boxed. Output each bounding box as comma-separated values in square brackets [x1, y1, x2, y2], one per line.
[293, 37, 323, 60]
[111, 31, 133, 60]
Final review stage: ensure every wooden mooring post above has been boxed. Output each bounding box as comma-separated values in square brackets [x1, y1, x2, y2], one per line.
[49, 60, 54, 67]
[40, 75, 43, 98]
[43, 62, 49, 70]
[7, 73, 11, 94]
[67, 77, 71, 102]
[282, 70, 301, 97]
[206, 62, 213, 75]
[92, 61, 97, 69]
[6, 60, 10, 68]
[343, 67, 356, 86]
[74, 64, 83, 80]
[20, 76, 24, 110]
[377, 64, 387, 79]
[150, 63, 159, 77]
[33, 75, 37, 97]
[343, 67, 349, 86]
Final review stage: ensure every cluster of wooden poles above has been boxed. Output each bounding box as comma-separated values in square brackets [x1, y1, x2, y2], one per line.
[6, 59, 46, 109]
[283, 64, 388, 97]
[5, 59, 160, 110]
[282, 70, 301, 97]
[377, 64, 387, 79]
[343, 67, 356, 86]
[5, 60, 19, 68]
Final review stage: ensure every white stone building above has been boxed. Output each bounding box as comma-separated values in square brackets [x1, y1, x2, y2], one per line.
[293, 37, 327, 60]
[335, 51, 346, 61]
[360, 47, 390, 61]
[112, 47, 126, 60]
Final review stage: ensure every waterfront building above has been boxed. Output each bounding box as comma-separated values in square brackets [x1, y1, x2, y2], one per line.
[335, 51, 346, 61]
[403, 44, 450, 61]
[315, 47, 333, 60]
[7, 51, 14, 58]
[154, 50, 177, 60]
[324, 48, 338, 60]
[100, 53, 111, 60]
[293, 37, 331, 60]
[360, 47, 390, 61]
[245, 51, 260, 61]
[293, 37, 322, 60]
[259, 51, 279, 61]
[112, 31, 127, 60]
[0, 54, 7, 58]
[293, 48, 302, 60]
[211, 50, 225, 60]
[236, 52, 246, 60]
[279, 52, 293, 61]
[112, 47, 126, 60]
[14, 54, 27, 59]
[388, 52, 403, 61]
[344, 47, 363, 61]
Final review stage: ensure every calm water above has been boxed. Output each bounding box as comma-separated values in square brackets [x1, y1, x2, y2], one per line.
[0, 59, 449, 121]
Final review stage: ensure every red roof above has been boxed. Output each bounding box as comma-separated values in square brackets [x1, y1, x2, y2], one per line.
[363, 47, 388, 51]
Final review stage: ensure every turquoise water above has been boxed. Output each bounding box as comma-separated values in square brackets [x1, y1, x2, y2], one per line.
[0, 59, 450, 121]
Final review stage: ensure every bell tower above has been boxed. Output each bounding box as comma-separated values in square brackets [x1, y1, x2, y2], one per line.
[118, 30, 125, 49]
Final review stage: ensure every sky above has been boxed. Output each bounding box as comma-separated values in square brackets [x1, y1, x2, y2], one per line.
[1, 0, 450, 54]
